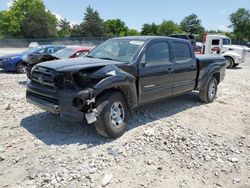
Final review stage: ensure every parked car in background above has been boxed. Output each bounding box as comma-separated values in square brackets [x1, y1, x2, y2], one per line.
[26, 46, 93, 79]
[0, 45, 64, 73]
[169, 33, 201, 54]
[169, 33, 196, 45]
[29, 42, 40, 48]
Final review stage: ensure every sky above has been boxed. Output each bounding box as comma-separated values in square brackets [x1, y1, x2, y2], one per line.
[0, 0, 250, 32]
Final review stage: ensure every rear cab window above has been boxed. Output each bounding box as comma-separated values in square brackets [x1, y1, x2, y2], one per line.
[172, 42, 193, 63]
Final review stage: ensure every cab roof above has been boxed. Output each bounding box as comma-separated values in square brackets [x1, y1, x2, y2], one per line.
[112, 36, 190, 43]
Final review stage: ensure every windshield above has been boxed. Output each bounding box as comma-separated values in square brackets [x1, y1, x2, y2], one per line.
[223, 38, 231, 45]
[87, 39, 145, 63]
[52, 48, 76, 59]
[23, 46, 45, 55]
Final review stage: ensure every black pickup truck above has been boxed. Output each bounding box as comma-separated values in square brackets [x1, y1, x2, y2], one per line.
[26, 36, 226, 138]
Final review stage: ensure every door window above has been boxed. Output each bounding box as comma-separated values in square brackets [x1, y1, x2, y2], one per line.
[46, 48, 55, 54]
[212, 40, 220, 45]
[35, 48, 45, 54]
[142, 41, 170, 65]
[172, 42, 192, 63]
[223, 38, 231, 45]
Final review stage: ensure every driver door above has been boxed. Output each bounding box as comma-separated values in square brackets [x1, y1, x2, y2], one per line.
[138, 40, 174, 104]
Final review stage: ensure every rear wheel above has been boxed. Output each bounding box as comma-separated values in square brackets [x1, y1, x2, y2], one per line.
[199, 77, 218, 103]
[94, 92, 129, 138]
[225, 57, 234, 69]
[16, 61, 26, 74]
[233, 63, 239, 68]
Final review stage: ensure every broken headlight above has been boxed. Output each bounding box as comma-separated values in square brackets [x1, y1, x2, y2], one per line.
[64, 74, 75, 89]
[54, 74, 75, 89]
[73, 73, 91, 88]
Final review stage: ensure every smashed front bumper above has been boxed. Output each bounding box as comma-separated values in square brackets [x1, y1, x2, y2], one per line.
[26, 81, 95, 123]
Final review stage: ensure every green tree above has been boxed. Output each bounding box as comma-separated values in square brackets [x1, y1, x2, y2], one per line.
[58, 19, 71, 38]
[105, 19, 128, 36]
[141, 23, 159, 35]
[180, 14, 205, 35]
[22, 9, 58, 38]
[229, 8, 250, 41]
[0, 0, 58, 38]
[70, 25, 82, 37]
[224, 32, 236, 41]
[127, 29, 140, 36]
[80, 6, 107, 37]
[158, 20, 182, 36]
[0, 10, 21, 37]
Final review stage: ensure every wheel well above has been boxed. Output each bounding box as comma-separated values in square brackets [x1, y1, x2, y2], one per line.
[16, 60, 23, 67]
[224, 56, 234, 63]
[212, 72, 220, 84]
[16, 60, 27, 69]
[95, 86, 133, 109]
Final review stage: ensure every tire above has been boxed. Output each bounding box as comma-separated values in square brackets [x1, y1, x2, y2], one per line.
[225, 57, 234, 69]
[199, 77, 218, 103]
[26, 71, 31, 79]
[26, 67, 32, 79]
[94, 92, 129, 138]
[16, 61, 27, 74]
[233, 63, 239, 67]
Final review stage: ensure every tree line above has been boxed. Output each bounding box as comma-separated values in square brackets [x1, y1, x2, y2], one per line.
[0, 0, 249, 42]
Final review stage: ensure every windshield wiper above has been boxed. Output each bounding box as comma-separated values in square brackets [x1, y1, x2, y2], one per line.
[98, 57, 118, 61]
[86, 55, 95, 58]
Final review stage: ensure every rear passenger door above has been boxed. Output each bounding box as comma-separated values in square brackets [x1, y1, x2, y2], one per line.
[139, 40, 174, 104]
[171, 42, 197, 95]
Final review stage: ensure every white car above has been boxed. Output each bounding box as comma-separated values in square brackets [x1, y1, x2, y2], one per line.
[29, 42, 39, 48]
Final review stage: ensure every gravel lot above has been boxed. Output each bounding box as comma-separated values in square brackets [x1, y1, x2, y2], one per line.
[0, 52, 250, 188]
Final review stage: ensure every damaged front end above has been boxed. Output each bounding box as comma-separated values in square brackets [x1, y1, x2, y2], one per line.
[26, 54, 60, 79]
[26, 63, 136, 124]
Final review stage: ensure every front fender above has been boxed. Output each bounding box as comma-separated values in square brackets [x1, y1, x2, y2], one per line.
[89, 65, 138, 108]
[222, 51, 240, 61]
[2, 58, 22, 71]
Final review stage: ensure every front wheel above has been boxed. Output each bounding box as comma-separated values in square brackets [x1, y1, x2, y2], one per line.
[199, 77, 218, 103]
[233, 63, 239, 68]
[94, 92, 129, 138]
[16, 61, 27, 74]
[225, 57, 234, 69]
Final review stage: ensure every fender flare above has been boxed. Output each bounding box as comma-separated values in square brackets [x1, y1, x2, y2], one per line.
[198, 66, 221, 91]
[89, 65, 138, 109]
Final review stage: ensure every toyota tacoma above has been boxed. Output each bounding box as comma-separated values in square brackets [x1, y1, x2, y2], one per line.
[26, 36, 226, 138]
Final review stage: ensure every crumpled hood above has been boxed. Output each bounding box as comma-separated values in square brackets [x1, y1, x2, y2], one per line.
[38, 57, 126, 72]
[0, 53, 23, 59]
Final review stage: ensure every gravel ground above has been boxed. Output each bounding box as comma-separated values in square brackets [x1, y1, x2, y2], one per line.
[0, 53, 250, 188]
